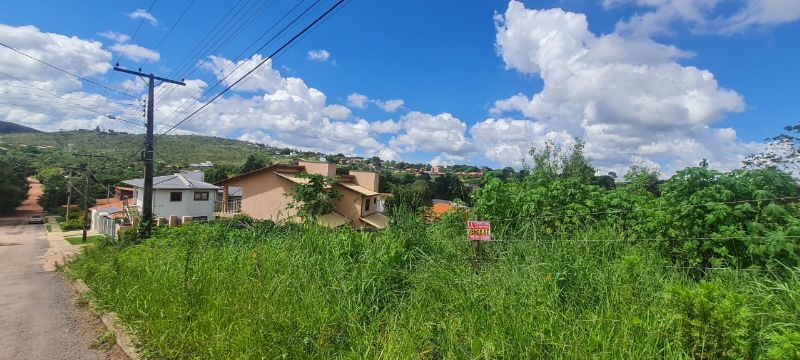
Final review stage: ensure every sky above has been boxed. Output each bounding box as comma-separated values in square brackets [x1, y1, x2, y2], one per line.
[1, 0, 799, 175]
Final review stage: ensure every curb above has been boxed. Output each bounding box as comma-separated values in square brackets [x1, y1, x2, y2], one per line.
[72, 279, 140, 360]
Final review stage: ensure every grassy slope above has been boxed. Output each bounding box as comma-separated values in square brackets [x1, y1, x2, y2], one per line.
[0, 130, 267, 166]
[67, 217, 800, 359]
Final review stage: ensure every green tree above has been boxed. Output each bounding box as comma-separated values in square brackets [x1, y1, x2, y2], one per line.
[240, 155, 268, 174]
[287, 173, 342, 221]
[385, 180, 433, 214]
[205, 164, 239, 184]
[433, 173, 471, 203]
[0, 156, 29, 215]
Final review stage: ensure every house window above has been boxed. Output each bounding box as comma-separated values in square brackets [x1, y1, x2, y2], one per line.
[192, 216, 208, 221]
[365, 198, 370, 211]
[170, 192, 182, 202]
[194, 191, 209, 201]
[373, 198, 377, 204]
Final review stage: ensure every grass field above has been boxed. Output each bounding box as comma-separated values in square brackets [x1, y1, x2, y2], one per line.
[65, 235, 105, 245]
[66, 216, 800, 359]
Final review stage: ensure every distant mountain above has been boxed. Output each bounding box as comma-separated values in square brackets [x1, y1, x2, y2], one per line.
[0, 121, 41, 134]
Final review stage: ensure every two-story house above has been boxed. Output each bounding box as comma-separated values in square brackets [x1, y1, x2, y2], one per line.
[216, 161, 388, 229]
[122, 173, 221, 222]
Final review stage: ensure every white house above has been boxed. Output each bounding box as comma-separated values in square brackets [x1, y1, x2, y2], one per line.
[122, 173, 221, 221]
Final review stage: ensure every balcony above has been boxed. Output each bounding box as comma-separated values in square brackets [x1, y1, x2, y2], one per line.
[214, 199, 241, 217]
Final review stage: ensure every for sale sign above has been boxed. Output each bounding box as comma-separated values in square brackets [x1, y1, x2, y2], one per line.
[467, 221, 491, 241]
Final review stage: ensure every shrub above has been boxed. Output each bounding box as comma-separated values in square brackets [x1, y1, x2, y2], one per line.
[60, 217, 86, 231]
[669, 281, 752, 359]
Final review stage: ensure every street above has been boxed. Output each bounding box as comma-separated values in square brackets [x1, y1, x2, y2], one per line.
[0, 178, 123, 359]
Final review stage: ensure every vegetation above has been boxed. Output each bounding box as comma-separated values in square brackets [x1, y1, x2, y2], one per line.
[287, 173, 341, 221]
[68, 217, 799, 358]
[0, 155, 30, 215]
[65, 235, 105, 245]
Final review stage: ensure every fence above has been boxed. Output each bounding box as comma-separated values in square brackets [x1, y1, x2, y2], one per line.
[97, 216, 118, 238]
[215, 199, 242, 216]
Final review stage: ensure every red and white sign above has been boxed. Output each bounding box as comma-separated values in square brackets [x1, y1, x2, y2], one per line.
[467, 221, 491, 241]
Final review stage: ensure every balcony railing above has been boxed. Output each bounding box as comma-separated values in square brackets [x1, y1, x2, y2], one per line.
[215, 199, 242, 216]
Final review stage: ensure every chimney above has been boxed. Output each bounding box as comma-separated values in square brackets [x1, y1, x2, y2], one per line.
[349, 171, 379, 192]
[298, 161, 336, 177]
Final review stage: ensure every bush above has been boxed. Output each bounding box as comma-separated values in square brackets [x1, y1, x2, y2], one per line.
[669, 281, 752, 359]
[60, 217, 86, 231]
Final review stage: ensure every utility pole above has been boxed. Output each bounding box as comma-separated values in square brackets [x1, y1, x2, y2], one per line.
[73, 153, 106, 243]
[65, 169, 72, 221]
[113, 64, 185, 238]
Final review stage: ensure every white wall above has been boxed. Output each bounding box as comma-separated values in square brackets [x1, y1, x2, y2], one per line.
[141, 189, 216, 220]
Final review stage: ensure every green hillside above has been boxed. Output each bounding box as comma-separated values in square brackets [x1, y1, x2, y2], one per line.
[1, 130, 271, 165]
[0, 121, 42, 134]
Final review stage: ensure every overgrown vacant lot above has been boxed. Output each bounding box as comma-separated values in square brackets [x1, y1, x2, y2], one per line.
[68, 216, 799, 359]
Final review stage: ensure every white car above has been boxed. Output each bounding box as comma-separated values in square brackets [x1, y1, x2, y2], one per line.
[28, 215, 44, 224]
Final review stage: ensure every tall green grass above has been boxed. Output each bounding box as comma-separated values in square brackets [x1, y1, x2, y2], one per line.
[67, 215, 800, 359]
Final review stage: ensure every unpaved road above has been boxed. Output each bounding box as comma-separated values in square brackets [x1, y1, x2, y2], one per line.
[0, 178, 124, 359]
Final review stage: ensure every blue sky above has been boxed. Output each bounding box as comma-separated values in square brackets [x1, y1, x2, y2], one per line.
[1, 0, 799, 174]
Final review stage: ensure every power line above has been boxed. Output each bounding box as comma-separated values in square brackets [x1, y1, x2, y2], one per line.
[155, 0, 316, 132]
[160, 0, 345, 136]
[152, 0, 269, 103]
[0, 42, 138, 99]
[0, 69, 145, 127]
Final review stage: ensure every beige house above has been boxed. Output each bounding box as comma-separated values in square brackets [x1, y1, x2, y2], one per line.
[216, 161, 388, 229]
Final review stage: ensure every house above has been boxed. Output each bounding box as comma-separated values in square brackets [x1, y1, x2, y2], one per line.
[122, 173, 221, 222]
[216, 161, 389, 229]
[90, 186, 135, 231]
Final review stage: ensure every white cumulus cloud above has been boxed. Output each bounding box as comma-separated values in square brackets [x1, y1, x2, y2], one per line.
[109, 43, 160, 62]
[128, 9, 158, 26]
[346, 92, 404, 112]
[489, 1, 755, 174]
[306, 49, 331, 62]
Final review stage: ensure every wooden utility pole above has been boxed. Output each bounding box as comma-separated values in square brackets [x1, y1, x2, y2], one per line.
[73, 153, 106, 243]
[113, 64, 185, 238]
[65, 169, 72, 221]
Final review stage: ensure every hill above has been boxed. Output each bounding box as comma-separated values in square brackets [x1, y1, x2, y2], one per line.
[0, 130, 318, 186]
[0, 121, 41, 134]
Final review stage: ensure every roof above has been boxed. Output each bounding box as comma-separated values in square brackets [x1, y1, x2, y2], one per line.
[318, 212, 350, 228]
[123, 173, 221, 190]
[215, 164, 302, 186]
[337, 182, 379, 196]
[361, 212, 389, 229]
[430, 203, 453, 215]
[275, 172, 311, 184]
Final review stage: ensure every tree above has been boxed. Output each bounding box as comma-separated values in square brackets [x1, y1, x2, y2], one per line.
[240, 155, 267, 174]
[287, 174, 342, 221]
[204, 164, 239, 184]
[0, 157, 29, 215]
[433, 173, 471, 202]
[744, 125, 800, 175]
[385, 180, 433, 214]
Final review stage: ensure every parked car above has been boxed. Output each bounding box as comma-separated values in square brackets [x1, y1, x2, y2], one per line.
[28, 215, 44, 224]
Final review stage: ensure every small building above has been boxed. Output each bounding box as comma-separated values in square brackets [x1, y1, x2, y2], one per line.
[122, 173, 221, 222]
[216, 161, 388, 229]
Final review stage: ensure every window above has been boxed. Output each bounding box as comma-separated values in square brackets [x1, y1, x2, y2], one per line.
[192, 216, 208, 221]
[170, 192, 182, 202]
[373, 198, 377, 204]
[194, 191, 209, 201]
[365, 197, 370, 211]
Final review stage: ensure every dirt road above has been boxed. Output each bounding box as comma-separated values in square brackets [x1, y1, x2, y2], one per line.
[0, 178, 123, 359]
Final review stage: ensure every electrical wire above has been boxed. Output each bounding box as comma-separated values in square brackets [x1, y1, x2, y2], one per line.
[159, 0, 345, 137]
[155, 0, 316, 132]
[0, 42, 138, 99]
